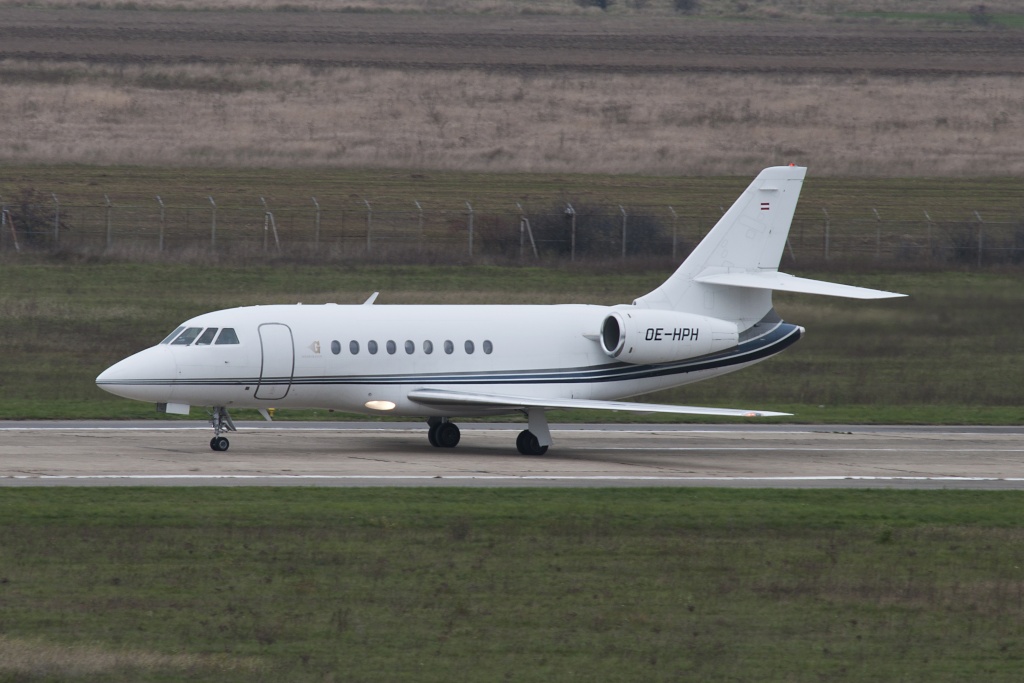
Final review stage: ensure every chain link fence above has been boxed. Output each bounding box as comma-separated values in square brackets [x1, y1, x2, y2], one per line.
[3, 195, 1022, 267]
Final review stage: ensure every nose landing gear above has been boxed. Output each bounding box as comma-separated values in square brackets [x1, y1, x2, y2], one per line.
[209, 406, 236, 452]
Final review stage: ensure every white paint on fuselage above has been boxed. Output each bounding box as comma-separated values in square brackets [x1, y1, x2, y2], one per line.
[98, 302, 762, 416]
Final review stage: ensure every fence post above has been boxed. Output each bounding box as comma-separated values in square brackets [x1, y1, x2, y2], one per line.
[156, 196, 165, 252]
[668, 206, 678, 261]
[466, 201, 474, 256]
[619, 205, 627, 259]
[260, 197, 268, 252]
[3, 208, 21, 253]
[51, 193, 60, 245]
[208, 196, 217, 249]
[260, 197, 281, 253]
[565, 203, 576, 262]
[975, 211, 984, 267]
[923, 211, 933, 264]
[822, 208, 830, 261]
[312, 197, 321, 248]
[104, 194, 112, 249]
[516, 202, 539, 260]
[414, 200, 423, 237]
[872, 208, 882, 260]
[364, 199, 372, 252]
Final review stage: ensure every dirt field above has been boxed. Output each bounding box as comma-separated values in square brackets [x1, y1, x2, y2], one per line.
[2, 8, 1024, 175]
[2, 9, 1022, 76]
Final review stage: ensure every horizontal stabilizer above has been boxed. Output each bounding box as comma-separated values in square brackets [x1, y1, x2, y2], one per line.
[408, 388, 789, 418]
[694, 271, 906, 300]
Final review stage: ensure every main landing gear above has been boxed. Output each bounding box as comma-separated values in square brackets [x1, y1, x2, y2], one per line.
[427, 417, 461, 448]
[515, 429, 548, 456]
[425, 408, 552, 456]
[209, 406, 236, 452]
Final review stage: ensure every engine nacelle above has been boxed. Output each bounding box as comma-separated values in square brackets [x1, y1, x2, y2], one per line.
[599, 308, 739, 364]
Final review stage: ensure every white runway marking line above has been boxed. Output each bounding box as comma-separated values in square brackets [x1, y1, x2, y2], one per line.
[590, 447, 1024, 453]
[7, 475, 1024, 482]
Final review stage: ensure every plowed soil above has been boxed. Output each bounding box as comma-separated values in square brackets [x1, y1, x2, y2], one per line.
[1, 8, 1022, 76]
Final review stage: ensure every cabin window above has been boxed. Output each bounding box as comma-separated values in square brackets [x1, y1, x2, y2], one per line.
[405, 340, 415, 355]
[386, 340, 397, 355]
[171, 327, 202, 345]
[444, 340, 454, 355]
[195, 328, 218, 346]
[483, 340, 493, 354]
[215, 328, 239, 345]
[368, 340, 378, 355]
[465, 340, 475, 354]
[331, 340, 341, 355]
[423, 340, 434, 355]
[160, 326, 185, 344]
[349, 340, 359, 354]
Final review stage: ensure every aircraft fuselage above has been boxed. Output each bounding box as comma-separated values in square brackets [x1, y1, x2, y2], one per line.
[97, 303, 800, 417]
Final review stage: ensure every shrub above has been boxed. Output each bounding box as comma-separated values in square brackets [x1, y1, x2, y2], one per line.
[3, 188, 65, 249]
[968, 4, 993, 26]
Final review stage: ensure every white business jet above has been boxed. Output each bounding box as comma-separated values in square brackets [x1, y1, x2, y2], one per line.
[97, 166, 903, 454]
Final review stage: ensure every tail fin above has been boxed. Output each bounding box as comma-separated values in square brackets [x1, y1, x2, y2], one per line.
[634, 166, 903, 330]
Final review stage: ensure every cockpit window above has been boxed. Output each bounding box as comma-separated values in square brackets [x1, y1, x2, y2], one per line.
[171, 327, 203, 345]
[160, 326, 185, 344]
[215, 328, 239, 345]
[195, 328, 218, 345]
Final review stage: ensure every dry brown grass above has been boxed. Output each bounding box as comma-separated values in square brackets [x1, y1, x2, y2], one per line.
[0, 635, 262, 677]
[2, 60, 1023, 176]
[2, 0, 1021, 18]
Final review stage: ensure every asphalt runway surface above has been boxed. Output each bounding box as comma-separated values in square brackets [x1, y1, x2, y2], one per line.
[3, 422, 1024, 489]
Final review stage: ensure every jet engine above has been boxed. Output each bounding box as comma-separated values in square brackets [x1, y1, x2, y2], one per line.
[599, 308, 739, 365]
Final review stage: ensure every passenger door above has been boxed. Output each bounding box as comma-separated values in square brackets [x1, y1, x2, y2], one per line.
[255, 323, 294, 400]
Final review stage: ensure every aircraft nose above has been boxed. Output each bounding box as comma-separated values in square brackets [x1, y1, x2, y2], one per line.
[96, 346, 178, 402]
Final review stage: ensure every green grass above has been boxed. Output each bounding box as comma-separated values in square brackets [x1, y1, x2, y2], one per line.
[1, 488, 1024, 681]
[4, 165, 1023, 220]
[846, 10, 1024, 28]
[1, 263, 1022, 423]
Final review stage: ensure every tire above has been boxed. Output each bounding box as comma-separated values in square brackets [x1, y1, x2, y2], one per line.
[210, 436, 230, 452]
[435, 422, 461, 448]
[516, 430, 547, 456]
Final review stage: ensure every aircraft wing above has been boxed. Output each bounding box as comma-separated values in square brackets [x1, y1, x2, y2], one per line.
[407, 388, 790, 418]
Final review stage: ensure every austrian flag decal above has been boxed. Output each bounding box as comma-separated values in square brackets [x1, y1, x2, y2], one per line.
[760, 202, 770, 211]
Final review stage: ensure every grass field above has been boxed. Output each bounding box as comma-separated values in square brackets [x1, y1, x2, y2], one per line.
[1, 262, 1020, 423]
[6, 0, 1024, 19]
[5, 164, 1024, 219]
[1, 488, 1024, 682]
[3, 6, 1024, 177]
[4, 63, 1024, 177]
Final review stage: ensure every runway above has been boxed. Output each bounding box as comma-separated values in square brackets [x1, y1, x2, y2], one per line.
[3, 422, 1024, 488]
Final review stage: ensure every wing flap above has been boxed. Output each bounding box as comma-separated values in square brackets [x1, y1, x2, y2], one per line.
[694, 270, 905, 300]
[408, 388, 789, 418]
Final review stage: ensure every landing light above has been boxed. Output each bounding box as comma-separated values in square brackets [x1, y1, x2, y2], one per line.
[365, 400, 397, 411]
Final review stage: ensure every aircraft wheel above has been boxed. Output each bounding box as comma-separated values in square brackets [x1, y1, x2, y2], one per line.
[435, 422, 461, 448]
[516, 430, 548, 456]
[427, 423, 440, 447]
[210, 436, 230, 452]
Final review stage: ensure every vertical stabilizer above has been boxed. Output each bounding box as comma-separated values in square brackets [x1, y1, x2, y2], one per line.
[634, 165, 806, 330]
